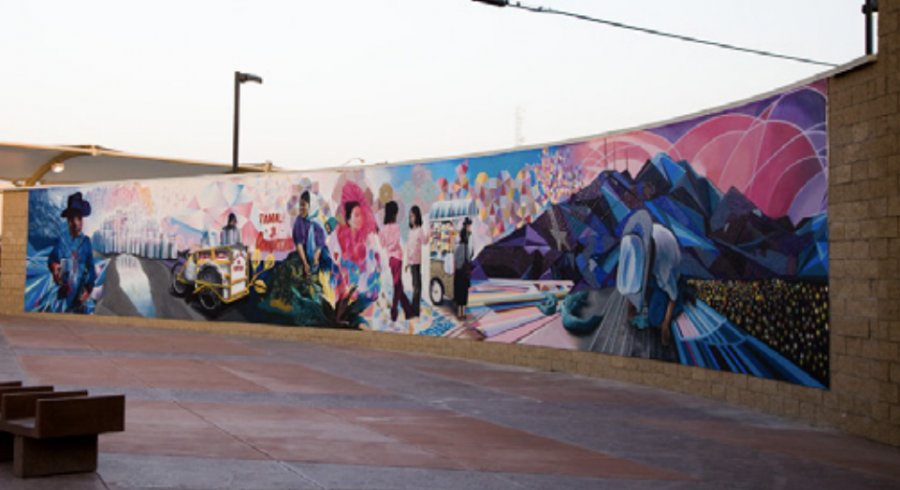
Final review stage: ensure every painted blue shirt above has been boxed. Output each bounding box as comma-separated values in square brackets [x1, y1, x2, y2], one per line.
[292, 217, 325, 250]
[48, 231, 96, 310]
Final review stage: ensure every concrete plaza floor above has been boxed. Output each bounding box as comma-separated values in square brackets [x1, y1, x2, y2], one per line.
[0, 313, 897, 489]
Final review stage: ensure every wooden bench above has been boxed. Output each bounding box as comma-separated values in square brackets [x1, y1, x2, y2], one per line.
[0, 393, 125, 478]
[0, 381, 124, 478]
[0, 385, 56, 461]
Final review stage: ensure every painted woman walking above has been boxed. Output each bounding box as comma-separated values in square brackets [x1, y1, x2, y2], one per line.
[454, 217, 474, 320]
[405, 205, 427, 318]
[378, 201, 415, 322]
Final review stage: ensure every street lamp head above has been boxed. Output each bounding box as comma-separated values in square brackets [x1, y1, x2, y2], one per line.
[472, 0, 508, 6]
[237, 72, 263, 84]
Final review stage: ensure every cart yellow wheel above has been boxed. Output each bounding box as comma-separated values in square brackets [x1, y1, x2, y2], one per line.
[197, 266, 223, 312]
[430, 278, 444, 306]
[171, 262, 190, 297]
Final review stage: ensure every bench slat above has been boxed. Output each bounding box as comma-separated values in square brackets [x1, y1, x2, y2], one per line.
[35, 396, 125, 439]
[0, 386, 53, 396]
[1, 391, 90, 422]
[0, 387, 53, 437]
[4, 418, 35, 432]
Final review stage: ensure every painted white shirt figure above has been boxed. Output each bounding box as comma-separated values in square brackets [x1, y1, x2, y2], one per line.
[616, 210, 682, 346]
[651, 224, 681, 304]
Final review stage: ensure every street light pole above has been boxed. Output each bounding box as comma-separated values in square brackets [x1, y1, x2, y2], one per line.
[232, 71, 263, 174]
[863, 0, 879, 56]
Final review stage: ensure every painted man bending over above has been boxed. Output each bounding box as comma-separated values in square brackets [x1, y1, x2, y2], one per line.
[617, 210, 683, 346]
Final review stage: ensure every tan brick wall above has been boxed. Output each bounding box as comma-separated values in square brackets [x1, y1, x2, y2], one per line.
[821, 0, 900, 447]
[1, 190, 27, 314]
[3, 3, 900, 449]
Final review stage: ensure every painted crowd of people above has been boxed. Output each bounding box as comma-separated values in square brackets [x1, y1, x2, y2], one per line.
[46, 179, 479, 324]
[693, 278, 829, 384]
[275, 181, 475, 325]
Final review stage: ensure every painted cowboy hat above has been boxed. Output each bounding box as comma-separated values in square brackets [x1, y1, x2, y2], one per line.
[61, 192, 92, 218]
[616, 209, 653, 311]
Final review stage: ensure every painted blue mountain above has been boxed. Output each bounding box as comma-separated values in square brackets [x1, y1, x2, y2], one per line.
[477, 153, 828, 289]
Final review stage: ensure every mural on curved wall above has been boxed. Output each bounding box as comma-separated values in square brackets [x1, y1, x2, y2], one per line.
[24, 80, 829, 389]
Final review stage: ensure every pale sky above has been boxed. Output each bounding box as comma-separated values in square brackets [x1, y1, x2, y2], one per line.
[0, 0, 867, 171]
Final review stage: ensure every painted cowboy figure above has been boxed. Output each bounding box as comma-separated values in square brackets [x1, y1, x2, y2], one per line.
[48, 192, 97, 313]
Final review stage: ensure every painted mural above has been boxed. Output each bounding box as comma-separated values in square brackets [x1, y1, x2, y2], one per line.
[24, 80, 829, 388]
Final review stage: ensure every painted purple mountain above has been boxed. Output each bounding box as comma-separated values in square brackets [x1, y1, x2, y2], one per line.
[476, 153, 827, 289]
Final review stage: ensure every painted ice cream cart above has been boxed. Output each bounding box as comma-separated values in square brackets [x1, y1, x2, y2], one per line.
[428, 199, 476, 305]
[171, 243, 250, 312]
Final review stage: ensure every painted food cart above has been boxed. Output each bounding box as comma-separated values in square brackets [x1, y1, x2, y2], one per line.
[171, 244, 250, 312]
[428, 199, 476, 305]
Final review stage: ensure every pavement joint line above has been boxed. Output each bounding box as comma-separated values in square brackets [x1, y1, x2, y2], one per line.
[318, 404, 475, 474]
[103, 353, 156, 391]
[169, 396, 277, 462]
[489, 471, 534, 490]
[95, 467, 113, 490]
[424, 398, 685, 476]
[273, 459, 329, 490]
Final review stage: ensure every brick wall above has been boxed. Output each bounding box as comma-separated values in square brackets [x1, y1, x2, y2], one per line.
[824, 0, 900, 446]
[3, 3, 900, 448]
[1, 190, 27, 314]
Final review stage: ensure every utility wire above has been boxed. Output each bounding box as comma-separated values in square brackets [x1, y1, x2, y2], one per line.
[503, 1, 839, 68]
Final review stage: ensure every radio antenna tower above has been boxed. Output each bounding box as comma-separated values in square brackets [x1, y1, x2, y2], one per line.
[515, 106, 525, 147]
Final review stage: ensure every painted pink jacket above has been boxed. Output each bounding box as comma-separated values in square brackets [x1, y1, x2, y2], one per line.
[406, 227, 427, 266]
[378, 223, 403, 262]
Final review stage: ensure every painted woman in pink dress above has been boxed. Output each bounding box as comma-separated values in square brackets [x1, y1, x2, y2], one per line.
[335, 181, 377, 270]
[378, 201, 414, 322]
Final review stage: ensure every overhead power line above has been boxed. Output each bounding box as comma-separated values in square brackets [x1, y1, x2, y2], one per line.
[472, 0, 839, 68]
